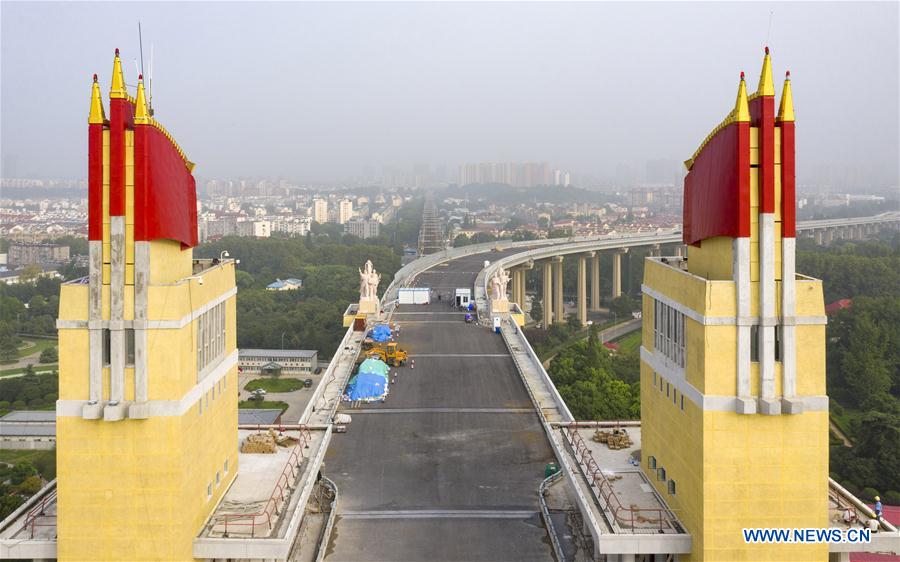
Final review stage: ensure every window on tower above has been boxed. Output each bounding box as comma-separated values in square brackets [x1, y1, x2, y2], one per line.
[102, 328, 111, 366]
[197, 301, 227, 379]
[653, 299, 685, 368]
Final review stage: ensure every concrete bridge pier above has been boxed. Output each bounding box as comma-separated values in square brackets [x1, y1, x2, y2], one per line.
[590, 251, 601, 312]
[542, 260, 553, 328]
[577, 254, 588, 325]
[612, 249, 626, 299]
[649, 244, 661, 257]
[814, 229, 825, 245]
[553, 255, 565, 324]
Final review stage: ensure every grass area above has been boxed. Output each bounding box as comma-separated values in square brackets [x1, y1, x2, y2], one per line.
[0, 364, 58, 377]
[238, 400, 289, 413]
[0, 449, 56, 480]
[537, 318, 635, 361]
[244, 378, 304, 393]
[830, 403, 865, 442]
[16, 339, 57, 360]
[612, 331, 642, 354]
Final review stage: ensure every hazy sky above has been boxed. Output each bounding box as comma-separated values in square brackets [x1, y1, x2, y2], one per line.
[1, 1, 898, 187]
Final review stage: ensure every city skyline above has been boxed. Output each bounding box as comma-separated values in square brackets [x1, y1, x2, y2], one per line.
[1, 2, 898, 189]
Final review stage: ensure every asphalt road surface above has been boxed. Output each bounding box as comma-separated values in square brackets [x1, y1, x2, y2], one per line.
[324, 250, 557, 562]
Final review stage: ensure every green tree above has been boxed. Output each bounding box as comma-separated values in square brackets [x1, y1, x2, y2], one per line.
[0, 337, 18, 364]
[39, 346, 58, 363]
[609, 295, 638, 319]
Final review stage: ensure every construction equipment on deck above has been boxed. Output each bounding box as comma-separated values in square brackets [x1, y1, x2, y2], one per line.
[366, 341, 409, 367]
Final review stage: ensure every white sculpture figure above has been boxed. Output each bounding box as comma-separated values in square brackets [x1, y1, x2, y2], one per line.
[358, 260, 381, 301]
[490, 267, 510, 301]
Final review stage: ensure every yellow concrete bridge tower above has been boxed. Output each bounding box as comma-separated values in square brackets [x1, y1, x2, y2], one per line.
[54, 50, 238, 561]
[640, 48, 829, 561]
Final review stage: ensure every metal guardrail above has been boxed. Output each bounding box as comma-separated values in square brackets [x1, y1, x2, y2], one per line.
[562, 426, 680, 534]
[314, 476, 339, 562]
[214, 427, 313, 538]
[21, 486, 56, 539]
[539, 470, 567, 562]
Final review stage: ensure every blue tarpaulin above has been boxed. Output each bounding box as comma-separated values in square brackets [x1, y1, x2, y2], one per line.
[358, 358, 389, 378]
[369, 324, 392, 342]
[346, 357, 390, 401]
[346, 372, 388, 401]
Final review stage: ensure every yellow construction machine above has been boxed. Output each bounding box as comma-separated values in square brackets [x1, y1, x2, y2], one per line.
[367, 341, 409, 367]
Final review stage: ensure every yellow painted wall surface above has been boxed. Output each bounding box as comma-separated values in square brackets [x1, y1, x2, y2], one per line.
[643, 240, 829, 561]
[698, 410, 829, 561]
[686, 237, 733, 281]
[640, 362, 706, 557]
[56, 240, 239, 561]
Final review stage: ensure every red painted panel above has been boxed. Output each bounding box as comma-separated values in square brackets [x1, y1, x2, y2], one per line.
[683, 122, 751, 245]
[759, 96, 775, 213]
[107, 99, 134, 217]
[88, 124, 104, 240]
[134, 125, 198, 248]
[780, 122, 796, 237]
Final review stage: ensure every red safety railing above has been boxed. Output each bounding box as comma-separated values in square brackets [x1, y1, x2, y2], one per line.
[214, 427, 314, 538]
[564, 426, 674, 533]
[21, 487, 57, 539]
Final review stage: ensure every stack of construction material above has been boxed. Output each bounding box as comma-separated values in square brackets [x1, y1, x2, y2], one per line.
[241, 430, 277, 454]
[593, 428, 634, 450]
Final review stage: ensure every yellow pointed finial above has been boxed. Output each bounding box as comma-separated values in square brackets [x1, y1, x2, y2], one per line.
[756, 45, 775, 97]
[777, 71, 794, 122]
[109, 48, 127, 99]
[134, 75, 150, 124]
[88, 74, 106, 124]
[733, 71, 750, 123]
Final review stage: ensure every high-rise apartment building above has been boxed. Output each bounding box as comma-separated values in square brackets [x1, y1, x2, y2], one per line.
[312, 198, 328, 223]
[54, 51, 238, 560]
[458, 161, 552, 187]
[338, 198, 353, 224]
[640, 49, 828, 561]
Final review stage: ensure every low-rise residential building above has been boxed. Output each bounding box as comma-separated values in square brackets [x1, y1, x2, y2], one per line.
[239, 349, 319, 375]
[0, 411, 56, 450]
[344, 217, 381, 239]
[8, 243, 70, 266]
[265, 278, 302, 291]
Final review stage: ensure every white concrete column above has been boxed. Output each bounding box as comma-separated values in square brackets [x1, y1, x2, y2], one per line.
[734, 236, 755, 414]
[814, 229, 824, 245]
[759, 213, 779, 415]
[130, 241, 150, 419]
[612, 250, 624, 299]
[105, 216, 126, 421]
[577, 254, 587, 326]
[84, 240, 104, 419]
[590, 252, 601, 311]
[519, 268, 527, 309]
[554, 256, 564, 324]
[542, 261, 553, 329]
[650, 244, 660, 257]
[675, 244, 684, 257]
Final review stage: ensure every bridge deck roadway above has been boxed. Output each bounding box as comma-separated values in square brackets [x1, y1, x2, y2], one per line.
[324, 253, 558, 562]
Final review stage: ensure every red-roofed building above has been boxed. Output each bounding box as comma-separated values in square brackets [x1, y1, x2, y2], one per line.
[826, 299, 853, 314]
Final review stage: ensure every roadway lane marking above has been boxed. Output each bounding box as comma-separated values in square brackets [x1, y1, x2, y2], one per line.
[393, 312, 468, 315]
[407, 354, 509, 357]
[393, 321, 468, 324]
[345, 408, 535, 414]
[339, 509, 540, 520]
